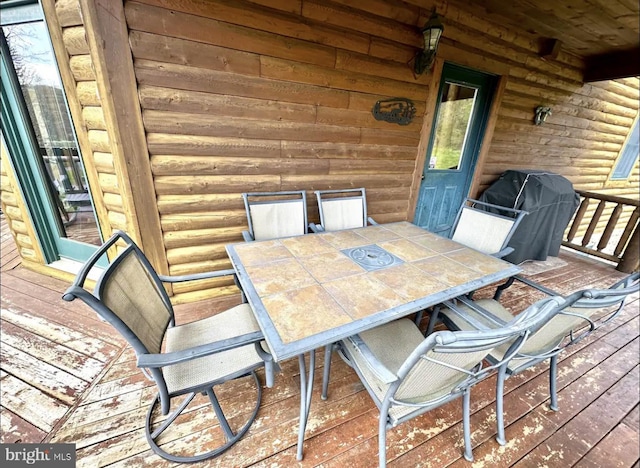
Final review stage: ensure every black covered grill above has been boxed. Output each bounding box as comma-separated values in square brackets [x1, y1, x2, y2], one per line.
[479, 170, 580, 264]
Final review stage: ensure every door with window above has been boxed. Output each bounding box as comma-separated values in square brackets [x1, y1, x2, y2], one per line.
[414, 63, 497, 234]
[1, 0, 101, 263]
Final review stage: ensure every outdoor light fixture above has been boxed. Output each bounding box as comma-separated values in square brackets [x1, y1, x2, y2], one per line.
[534, 106, 553, 125]
[413, 12, 444, 76]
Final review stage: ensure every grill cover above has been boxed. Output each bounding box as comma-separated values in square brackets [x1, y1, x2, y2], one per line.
[479, 170, 580, 264]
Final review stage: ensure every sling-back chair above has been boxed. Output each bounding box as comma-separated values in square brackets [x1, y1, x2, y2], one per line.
[321, 296, 564, 466]
[450, 197, 528, 259]
[309, 188, 378, 232]
[63, 231, 277, 462]
[435, 271, 640, 445]
[242, 190, 308, 241]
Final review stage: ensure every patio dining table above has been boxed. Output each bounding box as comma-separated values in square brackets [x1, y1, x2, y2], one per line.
[225, 221, 521, 460]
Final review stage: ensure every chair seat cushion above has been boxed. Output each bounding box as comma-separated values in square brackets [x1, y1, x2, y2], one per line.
[163, 304, 264, 394]
[440, 299, 570, 373]
[343, 319, 448, 422]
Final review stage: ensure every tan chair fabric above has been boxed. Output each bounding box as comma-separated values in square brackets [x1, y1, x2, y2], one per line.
[163, 304, 264, 394]
[344, 319, 490, 421]
[101, 251, 172, 354]
[249, 199, 306, 240]
[320, 198, 365, 231]
[440, 298, 601, 371]
[452, 208, 515, 255]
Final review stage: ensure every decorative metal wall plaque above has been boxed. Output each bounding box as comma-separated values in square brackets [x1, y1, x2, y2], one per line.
[342, 244, 404, 271]
[372, 98, 416, 126]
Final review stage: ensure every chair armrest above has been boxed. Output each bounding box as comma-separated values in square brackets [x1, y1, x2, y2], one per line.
[441, 299, 506, 330]
[157, 269, 237, 284]
[491, 246, 514, 259]
[308, 223, 324, 233]
[347, 334, 397, 384]
[367, 217, 379, 226]
[137, 331, 265, 368]
[513, 275, 560, 296]
[494, 274, 560, 300]
[242, 230, 254, 242]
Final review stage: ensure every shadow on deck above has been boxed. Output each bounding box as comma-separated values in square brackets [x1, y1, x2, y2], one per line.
[1, 215, 638, 467]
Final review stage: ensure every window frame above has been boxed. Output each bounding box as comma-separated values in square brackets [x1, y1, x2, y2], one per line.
[607, 113, 639, 186]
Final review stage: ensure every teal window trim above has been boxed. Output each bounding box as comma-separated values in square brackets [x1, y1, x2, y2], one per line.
[611, 116, 639, 181]
[1, 35, 58, 262]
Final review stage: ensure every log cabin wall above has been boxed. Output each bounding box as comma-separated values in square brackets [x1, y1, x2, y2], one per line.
[2, 0, 637, 302]
[124, 0, 433, 302]
[40, 0, 148, 256]
[1, 144, 45, 263]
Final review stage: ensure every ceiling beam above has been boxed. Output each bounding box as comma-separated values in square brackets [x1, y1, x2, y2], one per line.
[584, 48, 640, 82]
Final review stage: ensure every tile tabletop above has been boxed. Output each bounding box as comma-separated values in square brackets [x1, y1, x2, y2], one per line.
[226, 222, 521, 361]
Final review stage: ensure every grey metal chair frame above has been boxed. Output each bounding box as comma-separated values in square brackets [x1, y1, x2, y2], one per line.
[63, 231, 277, 462]
[450, 197, 528, 259]
[322, 299, 562, 466]
[309, 187, 378, 233]
[433, 271, 640, 446]
[241, 190, 308, 241]
[413, 197, 529, 327]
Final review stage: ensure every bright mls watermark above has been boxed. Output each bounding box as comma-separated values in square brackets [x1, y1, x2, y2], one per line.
[1, 444, 75, 467]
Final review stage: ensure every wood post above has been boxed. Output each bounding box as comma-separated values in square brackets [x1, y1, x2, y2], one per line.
[80, 0, 170, 277]
[617, 225, 640, 273]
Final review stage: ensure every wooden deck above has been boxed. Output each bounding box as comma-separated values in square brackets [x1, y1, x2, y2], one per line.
[1, 215, 638, 467]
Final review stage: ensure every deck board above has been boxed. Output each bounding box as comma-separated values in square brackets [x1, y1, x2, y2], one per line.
[0, 213, 638, 466]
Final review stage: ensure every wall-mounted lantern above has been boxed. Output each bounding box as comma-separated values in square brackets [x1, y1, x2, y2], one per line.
[534, 106, 552, 125]
[413, 12, 444, 77]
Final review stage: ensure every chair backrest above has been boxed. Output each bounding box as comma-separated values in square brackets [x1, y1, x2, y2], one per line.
[451, 198, 527, 256]
[520, 271, 640, 356]
[63, 231, 174, 366]
[242, 191, 308, 241]
[315, 188, 367, 231]
[391, 297, 562, 406]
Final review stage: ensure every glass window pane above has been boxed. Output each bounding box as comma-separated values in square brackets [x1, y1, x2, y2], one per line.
[611, 118, 639, 180]
[429, 82, 477, 171]
[4, 20, 101, 246]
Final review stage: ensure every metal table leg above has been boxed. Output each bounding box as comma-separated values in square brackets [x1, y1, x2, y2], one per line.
[296, 349, 315, 461]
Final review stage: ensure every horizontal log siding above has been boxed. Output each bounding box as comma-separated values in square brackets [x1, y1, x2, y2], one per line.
[47, 0, 129, 243]
[126, 0, 428, 302]
[120, 0, 639, 302]
[0, 146, 44, 263]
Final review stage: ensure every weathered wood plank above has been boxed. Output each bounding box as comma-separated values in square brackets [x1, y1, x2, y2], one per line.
[0, 307, 120, 363]
[0, 343, 88, 406]
[147, 134, 281, 158]
[129, 0, 368, 55]
[0, 373, 69, 433]
[516, 368, 640, 466]
[1, 321, 104, 383]
[573, 405, 640, 468]
[143, 111, 361, 143]
[135, 59, 350, 108]
[0, 406, 47, 444]
[138, 86, 317, 123]
[1, 287, 122, 347]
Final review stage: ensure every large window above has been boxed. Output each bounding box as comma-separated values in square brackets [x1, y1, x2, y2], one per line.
[1, 0, 101, 264]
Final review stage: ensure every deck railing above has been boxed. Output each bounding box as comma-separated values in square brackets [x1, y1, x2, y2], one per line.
[563, 190, 639, 273]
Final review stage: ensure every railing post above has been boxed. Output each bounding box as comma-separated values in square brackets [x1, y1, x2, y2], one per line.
[617, 225, 639, 273]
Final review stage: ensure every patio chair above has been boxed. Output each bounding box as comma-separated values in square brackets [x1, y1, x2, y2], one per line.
[62, 231, 277, 462]
[321, 299, 561, 466]
[309, 188, 378, 232]
[450, 197, 528, 259]
[433, 271, 640, 446]
[242, 190, 308, 241]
